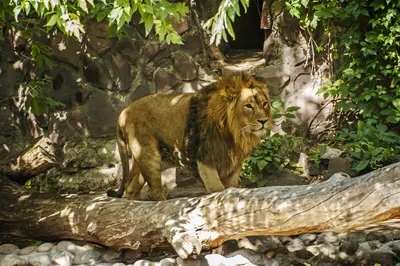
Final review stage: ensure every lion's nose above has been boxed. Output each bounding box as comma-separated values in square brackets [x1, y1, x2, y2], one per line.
[258, 119, 268, 126]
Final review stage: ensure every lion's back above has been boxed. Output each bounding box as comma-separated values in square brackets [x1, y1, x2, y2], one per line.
[119, 93, 193, 148]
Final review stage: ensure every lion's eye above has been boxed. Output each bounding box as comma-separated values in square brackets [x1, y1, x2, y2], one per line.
[244, 104, 253, 109]
[262, 101, 269, 109]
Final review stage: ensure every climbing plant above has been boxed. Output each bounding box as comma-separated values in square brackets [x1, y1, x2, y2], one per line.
[0, 0, 189, 114]
[203, 0, 249, 45]
[1, 0, 189, 43]
[285, 0, 400, 172]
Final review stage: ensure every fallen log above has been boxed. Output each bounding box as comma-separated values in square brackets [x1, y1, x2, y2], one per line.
[1, 162, 400, 259]
[0, 137, 57, 184]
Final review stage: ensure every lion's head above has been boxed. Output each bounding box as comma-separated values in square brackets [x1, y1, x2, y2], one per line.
[197, 72, 272, 176]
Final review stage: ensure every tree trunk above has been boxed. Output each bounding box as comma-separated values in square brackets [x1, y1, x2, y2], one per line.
[1, 162, 400, 259]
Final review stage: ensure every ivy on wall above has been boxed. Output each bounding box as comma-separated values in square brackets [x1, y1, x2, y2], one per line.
[286, 0, 400, 172]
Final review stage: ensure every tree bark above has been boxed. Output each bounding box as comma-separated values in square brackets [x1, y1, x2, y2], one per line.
[1, 162, 400, 259]
[0, 137, 57, 183]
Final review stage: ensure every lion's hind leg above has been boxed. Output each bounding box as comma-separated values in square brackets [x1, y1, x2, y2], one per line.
[125, 161, 145, 200]
[138, 142, 166, 201]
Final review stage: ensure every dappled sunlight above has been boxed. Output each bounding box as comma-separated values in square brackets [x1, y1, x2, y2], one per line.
[86, 203, 98, 212]
[57, 40, 67, 51]
[170, 94, 185, 105]
[18, 194, 31, 201]
[60, 207, 73, 217]
[63, 194, 78, 198]
[38, 210, 61, 222]
[60, 207, 79, 234]
[2, 143, 10, 153]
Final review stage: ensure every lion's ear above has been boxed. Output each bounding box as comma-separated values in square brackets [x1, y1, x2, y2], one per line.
[246, 79, 254, 88]
[219, 90, 237, 101]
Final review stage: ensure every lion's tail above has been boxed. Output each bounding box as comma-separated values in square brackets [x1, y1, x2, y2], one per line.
[107, 121, 129, 198]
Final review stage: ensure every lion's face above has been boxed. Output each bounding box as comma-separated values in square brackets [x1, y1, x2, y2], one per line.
[227, 81, 272, 140]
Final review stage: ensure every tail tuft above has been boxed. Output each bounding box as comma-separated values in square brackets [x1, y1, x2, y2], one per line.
[107, 189, 123, 198]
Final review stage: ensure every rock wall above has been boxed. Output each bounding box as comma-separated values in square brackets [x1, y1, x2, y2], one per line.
[258, 1, 331, 139]
[0, 4, 219, 192]
[0, 0, 331, 193]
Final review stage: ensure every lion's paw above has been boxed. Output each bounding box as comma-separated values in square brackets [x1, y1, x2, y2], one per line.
[171, 232, 202, 259]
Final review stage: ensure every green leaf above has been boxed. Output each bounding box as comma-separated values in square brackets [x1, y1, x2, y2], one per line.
[301, 0, 309, 7]
[44, 14, 57, 27]
[240, 0, 248, 13]
[13, 5, 22, 21]
[350, 151, 361, 159]
[143, 15, 154, 36]
[354, 160, 370, 172]
[222, 29, 228, 42]
[357, 120, 365, 131]
[380, 108, 394, 115]
[393, 99, 400, 111]
[30, 97, 48, 116]
[284, 113, 296, 119]
[44, 56, 52, 69]
[109, 7, 123, 24]
[79, 0, 88, 13]
[316, 86, 327, 95]
[96, 10, 107, 22]
[257, 159, 268, 171]
[376, 123, 388, 133]
[226, 17, 235, 40]
[24, 1, 31, 15]
[386, 115, 400, 124]
[272, 99, 284, 109]
[21, 30, 32, 38]
[286, 106, 300, 112]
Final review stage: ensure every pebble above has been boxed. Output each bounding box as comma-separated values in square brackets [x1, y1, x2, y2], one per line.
[29, 253, 51, 266]
[102, 248, 122, 262]
[1, 231, 400, 265]
[37, 242, 54, 252]
[299, 233, 317, 245]
[1, 256, 29, 266]
[159, 258, 177, 266]
[52, 250, 75, 266]
[74, 249, 102, 264]
[18, 245, 36, 255]
[0, 244, 19, 255]
[57, 240, 83, 254]
[366, 231, 387, 243]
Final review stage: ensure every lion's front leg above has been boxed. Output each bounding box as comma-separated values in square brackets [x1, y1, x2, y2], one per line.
[196, 161, 225, 193]
[222, 167, 240, 188]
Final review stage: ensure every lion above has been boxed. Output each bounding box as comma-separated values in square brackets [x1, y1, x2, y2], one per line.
[107, 72, 272, 200]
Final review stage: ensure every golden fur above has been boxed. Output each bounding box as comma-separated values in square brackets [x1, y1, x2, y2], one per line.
[107, 72, 271, 200]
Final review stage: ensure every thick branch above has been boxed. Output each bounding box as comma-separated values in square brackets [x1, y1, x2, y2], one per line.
[1, 162, 400, 258]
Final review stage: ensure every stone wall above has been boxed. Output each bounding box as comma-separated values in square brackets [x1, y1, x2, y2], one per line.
[0, 5, 219, 192]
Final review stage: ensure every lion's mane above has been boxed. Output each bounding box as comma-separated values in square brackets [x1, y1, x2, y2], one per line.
[187, 72, 272, 179]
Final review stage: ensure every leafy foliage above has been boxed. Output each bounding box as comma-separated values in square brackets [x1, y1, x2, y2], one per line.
[271, 99, 300, 120]
[203, 0, 249, 45]
[27, 75, 65, 116]
[337, 121, 400, 173]
[240, 100, 300, 186]
[0, 0, 190, 115]
[2, 0, 189, 43]
[308, 144, 327, 167]
[241, 133, 298, 186]
[285, 0, 400, 172]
